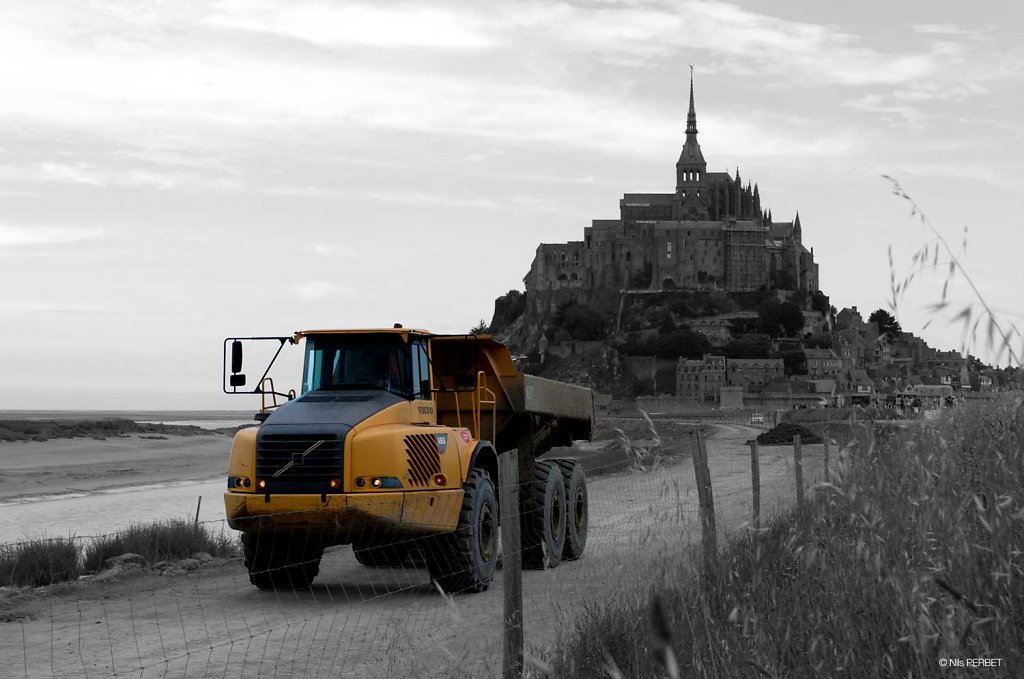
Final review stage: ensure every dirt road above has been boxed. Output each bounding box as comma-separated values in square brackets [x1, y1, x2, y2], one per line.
[1, 424, 822, 678]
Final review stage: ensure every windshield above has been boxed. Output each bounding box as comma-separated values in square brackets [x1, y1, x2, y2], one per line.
[301, 334, 424, 399]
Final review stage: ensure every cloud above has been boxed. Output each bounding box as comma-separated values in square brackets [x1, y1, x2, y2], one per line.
[0, 1, 1012, 189]
[892, 81, 986, 103]
[912, 24, 975, 36]
[312, 244, 358, 259]
[843, 95, 932, 125]
[290, 280, 351, 301]
[364, 191, 499, 210]
[883, 161, 1024, 193]
[0, 222, 107, 246]
[264, 185, 339, 198]
[206, 2, 495, 50]
[0, 299, 118, 314]
[0, 161, 243, 192]
[499, 0, 955, 86]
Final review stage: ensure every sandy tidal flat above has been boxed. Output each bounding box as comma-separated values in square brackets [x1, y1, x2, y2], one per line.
[0, 434, 234, 543]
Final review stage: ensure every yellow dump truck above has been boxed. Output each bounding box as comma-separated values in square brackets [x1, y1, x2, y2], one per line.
[222, 327, 594, 593]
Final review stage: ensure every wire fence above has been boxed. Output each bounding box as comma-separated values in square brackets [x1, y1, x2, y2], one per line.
[0, 419, 836, 678]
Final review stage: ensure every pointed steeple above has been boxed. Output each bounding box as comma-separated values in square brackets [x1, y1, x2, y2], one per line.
[675, 66, 707, 204]
[793, 211, 802, 243]
[686, 67, 698, 136]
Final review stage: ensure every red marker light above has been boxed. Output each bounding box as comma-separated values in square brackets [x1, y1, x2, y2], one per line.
[257, 479, 266, 489]
[329, 479, 340, 489]
[434, 474, 447, 486]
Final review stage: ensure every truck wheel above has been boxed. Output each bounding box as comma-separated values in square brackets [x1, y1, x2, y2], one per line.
[553, 459, 588, 560]
[424, 469, 498, 594]
[352, 541, 410, 568]
[522, 461, 567, 570]
[241, 532, 323, 590]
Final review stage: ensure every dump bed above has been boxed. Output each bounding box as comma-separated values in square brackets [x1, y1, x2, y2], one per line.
[504, 374, 596, 424]
[431, 335, 594, 453]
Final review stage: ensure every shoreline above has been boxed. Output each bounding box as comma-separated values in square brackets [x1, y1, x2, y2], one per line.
[0, 409, 255, 422]
[0, 433, 231, 504]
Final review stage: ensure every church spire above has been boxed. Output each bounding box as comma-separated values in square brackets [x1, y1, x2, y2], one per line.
[686, 66, 698, 136]
[675, 65, 707, 204]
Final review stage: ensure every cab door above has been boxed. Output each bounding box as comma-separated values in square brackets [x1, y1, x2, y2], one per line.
[410, 337, 436, 424]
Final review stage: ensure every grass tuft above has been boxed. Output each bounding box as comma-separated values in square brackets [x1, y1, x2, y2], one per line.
[82, 519, 237, 572]
[0, 537, 82, 587]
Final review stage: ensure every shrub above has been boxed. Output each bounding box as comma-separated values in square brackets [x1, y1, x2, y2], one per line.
[624, 328, 712, 359]
[810, 290, 830, 314]
[758, 300, 805, 337]
[721, 338, 771, 359]
[0, 537, 82, 587]
[82, 519, 237, 573]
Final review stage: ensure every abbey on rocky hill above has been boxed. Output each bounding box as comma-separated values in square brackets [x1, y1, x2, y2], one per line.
[525, 72, 819, 310]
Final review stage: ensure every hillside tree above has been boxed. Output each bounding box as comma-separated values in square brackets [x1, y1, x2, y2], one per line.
[869, 308, 902, 337]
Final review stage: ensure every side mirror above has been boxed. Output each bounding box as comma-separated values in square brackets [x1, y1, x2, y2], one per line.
[231, 340, 244, 374]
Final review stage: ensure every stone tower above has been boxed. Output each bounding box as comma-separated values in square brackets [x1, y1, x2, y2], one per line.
[675, 69, 709, 220]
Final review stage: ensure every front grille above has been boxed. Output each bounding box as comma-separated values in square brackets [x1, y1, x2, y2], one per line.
[404, 434, 441, 487]
[256, 433, 342, 493]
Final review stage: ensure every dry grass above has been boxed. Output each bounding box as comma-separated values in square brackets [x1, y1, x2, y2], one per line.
[0, 520, 238, 587]
[0, 537, 82, 587]
[82, 519, 237, 572]
[884, 176, 1021, 366]
[552, 395, 1024, 677]
[612, 410, 664, 471]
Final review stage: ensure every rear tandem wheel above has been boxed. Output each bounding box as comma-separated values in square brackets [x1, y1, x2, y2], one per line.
[552, 458, 588, 560]
[522, 460, 567, 570]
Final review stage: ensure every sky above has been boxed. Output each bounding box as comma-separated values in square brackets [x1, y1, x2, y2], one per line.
[1, 0, 1022, 410]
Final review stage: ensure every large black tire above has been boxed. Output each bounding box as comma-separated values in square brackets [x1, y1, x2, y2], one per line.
[241, 532, 323, 590]
[424, 469, 498, 594]
[553, 459, 588, 561]
[352, 541, 410, 568]
[522, 461, 567, 570]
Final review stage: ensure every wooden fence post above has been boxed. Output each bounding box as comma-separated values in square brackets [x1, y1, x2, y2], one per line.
[749, 440, 760, 530]
[823, 439, 830, 482]
[500, 450, 523, 679]
[194, 496, 202, 525]
[793, 434, 804, 509]
[691, 430, 717, 572]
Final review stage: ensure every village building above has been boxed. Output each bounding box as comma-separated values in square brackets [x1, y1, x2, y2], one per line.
[727, 358, 785, 388]
[677, 354, 783, 402]
[805, 348, 842, 377]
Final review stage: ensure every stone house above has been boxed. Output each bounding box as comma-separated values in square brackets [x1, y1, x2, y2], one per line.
[805, 348, 842, 377]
